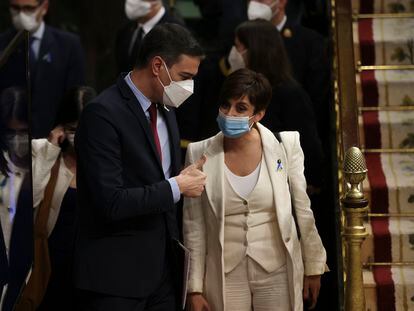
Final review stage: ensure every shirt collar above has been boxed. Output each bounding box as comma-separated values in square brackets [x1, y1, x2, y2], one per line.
[32, 21, 45, 41]
[140, 6, 165, 35]
[276, 15, 287, 31]
[124, 72, 152, 113]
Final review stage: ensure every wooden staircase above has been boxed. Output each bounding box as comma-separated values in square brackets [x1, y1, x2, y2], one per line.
[351, 0, 414, 309]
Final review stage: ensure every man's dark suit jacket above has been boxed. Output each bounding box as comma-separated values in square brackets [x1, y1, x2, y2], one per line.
[0, 174, 33, 311]
[281, 18, 330, 139]
[0, 26, 85, 138]
[73, 74, 182, 299]
[115, 11, 184, 74]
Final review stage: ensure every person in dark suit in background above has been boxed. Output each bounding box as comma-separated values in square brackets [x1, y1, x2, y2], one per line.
[0, 0, 85, 138]
[115, 0, 185, 74]
[74, 23, 206, 311]
[0, 87, 33, 311]
[247, 0, 330, 143]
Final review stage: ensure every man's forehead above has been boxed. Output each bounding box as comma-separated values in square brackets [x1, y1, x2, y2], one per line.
[10, 0, 41, 6]
[171, 55, 200, 73]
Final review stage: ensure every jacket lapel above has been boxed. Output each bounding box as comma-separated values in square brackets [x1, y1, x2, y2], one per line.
[259, 123, 291, 241]
[202, 133, 225, 244]
[117, 75, 164, 173]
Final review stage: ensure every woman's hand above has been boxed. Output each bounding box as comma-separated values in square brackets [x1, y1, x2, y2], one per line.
[303, 275, 321, 309]
[48, 126, 65, 146]
[187, 293, 211, 311]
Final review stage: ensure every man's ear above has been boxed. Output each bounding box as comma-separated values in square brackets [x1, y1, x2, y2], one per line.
[41, 0, 49, 16]
[151, 56, 164, 77]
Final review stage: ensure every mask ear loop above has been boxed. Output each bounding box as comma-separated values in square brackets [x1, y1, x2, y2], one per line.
[157, 59, 175, 112]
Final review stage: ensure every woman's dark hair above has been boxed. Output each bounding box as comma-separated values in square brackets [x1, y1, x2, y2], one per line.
[136, 23, 204, 68]
[54, 86, 96, 127]
[0, 86, 28, 126]
[0, 87, 28, 176]
[236, 19, 295, 86]
[218, 68, 272, 113]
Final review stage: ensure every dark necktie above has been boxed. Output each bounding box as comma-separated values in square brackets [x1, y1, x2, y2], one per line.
[29, 36, 37, 78]
[148, 103, 162, 161]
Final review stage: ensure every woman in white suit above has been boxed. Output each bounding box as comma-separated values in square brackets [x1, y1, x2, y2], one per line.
[184, 69, 327, 311]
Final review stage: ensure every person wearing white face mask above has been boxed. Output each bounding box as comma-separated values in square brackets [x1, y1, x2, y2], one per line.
[115, 0, 185, 74]
[0, 0, 85, 139]
[246, 0, 329, 147]
[0, 87, 32, 311]
[74, 24, 206, 310]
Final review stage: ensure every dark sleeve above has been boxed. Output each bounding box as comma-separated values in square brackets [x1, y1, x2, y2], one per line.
[76, 103, 175, 223]
[65, 35, 86, 87]
[303, 32, 330, 130]
[279, 86, 325, 187]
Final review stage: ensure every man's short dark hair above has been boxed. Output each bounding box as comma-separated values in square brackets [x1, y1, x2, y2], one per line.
[218, 68, 272, 113]
[135, 23, 203, 68]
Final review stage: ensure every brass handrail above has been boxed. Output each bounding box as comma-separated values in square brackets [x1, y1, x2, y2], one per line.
[353, 13, 414, 20]
[368, 213, 414, 217]
[362, 148, 414, 153]
[356, 63, 414, 72]
[359, 106, 414, 111]
[363, 262, 414, 267]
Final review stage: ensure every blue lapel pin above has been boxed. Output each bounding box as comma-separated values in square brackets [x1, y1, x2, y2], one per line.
[276, 159, 283, 171]
[42, 52, 52, 63]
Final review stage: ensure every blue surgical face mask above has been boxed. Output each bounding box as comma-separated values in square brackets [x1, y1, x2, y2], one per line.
[216, 110, 254, 138]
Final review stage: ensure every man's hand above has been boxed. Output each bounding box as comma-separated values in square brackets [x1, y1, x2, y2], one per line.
[48, 126, 65, 146]
[303, 275, 321, 309]
[176, 156, 207, 198]
[187, 293, 211, 311]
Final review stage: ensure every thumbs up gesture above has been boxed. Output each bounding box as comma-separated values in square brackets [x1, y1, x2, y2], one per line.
[176, 155, 207, 198]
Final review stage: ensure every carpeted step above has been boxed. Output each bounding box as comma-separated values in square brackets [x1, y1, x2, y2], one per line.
[361, 218, 414, 263]
[353, 0, 414, 14]
[362, 153, 414, 215]
[359, 110, 414, 149]
[356, 70, 414, 107]
[363, 266, 414, 310]
[353, 17, 414, 66]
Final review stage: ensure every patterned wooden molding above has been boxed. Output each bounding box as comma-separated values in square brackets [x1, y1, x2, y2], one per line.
[362, 148, 414, 153]
[359, 106, 414, 111]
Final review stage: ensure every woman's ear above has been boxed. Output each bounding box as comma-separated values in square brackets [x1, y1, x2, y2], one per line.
[253, 109, 266, 123]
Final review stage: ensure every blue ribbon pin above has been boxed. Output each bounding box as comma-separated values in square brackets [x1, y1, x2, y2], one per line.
[277, 159, 283, 171]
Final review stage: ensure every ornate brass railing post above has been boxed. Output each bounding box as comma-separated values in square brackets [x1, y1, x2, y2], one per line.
[342, 147, 369, 311]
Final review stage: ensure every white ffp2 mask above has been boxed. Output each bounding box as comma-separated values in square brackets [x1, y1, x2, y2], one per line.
[157, 61, 194, 108]
[125, 0, 152, 20]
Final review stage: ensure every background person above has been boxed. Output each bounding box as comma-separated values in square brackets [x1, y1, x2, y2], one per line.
[0, 0, 86, 138]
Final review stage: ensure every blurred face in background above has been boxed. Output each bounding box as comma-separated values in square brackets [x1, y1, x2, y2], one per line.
[6, 118, 29, 168]
[247, 0, 285, 22]
[124, 0, 161, 21]
[9, 0, 49, 32]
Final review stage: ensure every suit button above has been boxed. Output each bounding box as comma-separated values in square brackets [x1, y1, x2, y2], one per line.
[244, 240, 248, 246]
[285, 237, 291, 243]
[244, 212, 249, 217]
[244, 225, 249, 231]
[242, 200, 248, 205]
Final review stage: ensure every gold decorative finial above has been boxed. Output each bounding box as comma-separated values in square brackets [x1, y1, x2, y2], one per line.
[343, 147, 367, 200]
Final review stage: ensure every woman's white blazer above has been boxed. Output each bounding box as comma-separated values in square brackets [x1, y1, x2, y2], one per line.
[183, 123, 327, 311]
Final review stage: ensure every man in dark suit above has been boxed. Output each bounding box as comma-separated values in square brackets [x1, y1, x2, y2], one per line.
[247, 0, 329, 141]
[0, 0, 85, 138]
[116, 0, 184, 74]
[74, 23, 206, 311]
